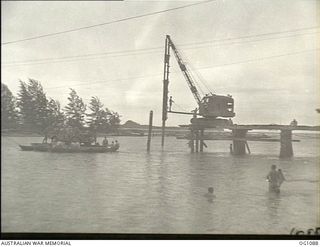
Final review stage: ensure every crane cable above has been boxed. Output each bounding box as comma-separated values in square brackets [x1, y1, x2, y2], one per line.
[185, 59, 213, 94]
[178, 48, 209, 96]
[171, 101, 190, 113]
[176, 47, 206, 96]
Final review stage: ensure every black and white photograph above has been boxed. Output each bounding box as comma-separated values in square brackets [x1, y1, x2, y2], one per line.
[1, 0, 319, 239]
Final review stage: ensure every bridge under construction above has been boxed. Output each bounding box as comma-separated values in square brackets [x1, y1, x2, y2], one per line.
[159, 35, 319, 158]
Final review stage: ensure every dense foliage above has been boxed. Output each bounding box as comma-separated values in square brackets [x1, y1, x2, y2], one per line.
[64, 88, 87, 128]
[1, 80, 121, 134]
[87, 96, 120, 132]
[1, 83, 19, 129]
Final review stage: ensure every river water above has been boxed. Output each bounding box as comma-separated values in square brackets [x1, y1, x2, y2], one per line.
[1, 134, 319, 234]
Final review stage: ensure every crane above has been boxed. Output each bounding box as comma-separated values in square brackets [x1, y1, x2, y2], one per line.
[168, 36, 202, 105]
[164, 35, 235, 119]
[161, 35, 235, 146]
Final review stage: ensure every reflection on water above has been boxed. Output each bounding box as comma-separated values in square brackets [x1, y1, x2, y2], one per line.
[1, 136, 319, 234]
[266, 192, 281, 226]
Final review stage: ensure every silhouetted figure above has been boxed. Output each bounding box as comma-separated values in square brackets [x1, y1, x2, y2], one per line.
[42, 136, 48, 144]
[229, 144, 233, 154]
[290, 119, 298, 126]
[204, 187, 216, 202]
[169, 96, 174, 111]
[267, 165, 280, 193]
[114, 140, 120, 148]
[102, 136, 108, 146]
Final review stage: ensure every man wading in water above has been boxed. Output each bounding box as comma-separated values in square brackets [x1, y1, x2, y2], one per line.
[204, 187, 216, 203]
[266, 165, 285, 193]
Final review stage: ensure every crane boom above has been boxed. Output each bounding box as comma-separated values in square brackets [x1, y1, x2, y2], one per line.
[161, 35, 235, 148]
[167, 35, 202, 105]
[162, 35, 235, 121]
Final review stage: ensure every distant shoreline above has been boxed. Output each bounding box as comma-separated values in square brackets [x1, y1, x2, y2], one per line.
[1, 130, 42, 137]
[0, 129, 124, 138]
[1, 129, 163, 138]
[1, 125, 187, 138]
[2, 128, 319, 139]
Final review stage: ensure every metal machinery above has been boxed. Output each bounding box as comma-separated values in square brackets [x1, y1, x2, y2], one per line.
[161, 35, 235, 146]
[167, 35, 235, 118]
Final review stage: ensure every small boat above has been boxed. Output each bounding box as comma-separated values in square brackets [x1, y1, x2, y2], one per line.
[19, 143, 51, 151]
[19, 145, 35, 151]
[51, 144, 119, 153]
[19, 127, 120, 153]
[19, 143, 119, 153]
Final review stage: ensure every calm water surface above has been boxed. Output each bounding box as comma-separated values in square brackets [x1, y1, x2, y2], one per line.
[2, 135, 319, 234]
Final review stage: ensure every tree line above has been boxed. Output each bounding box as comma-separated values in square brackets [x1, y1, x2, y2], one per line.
[1, 79, 120, 134]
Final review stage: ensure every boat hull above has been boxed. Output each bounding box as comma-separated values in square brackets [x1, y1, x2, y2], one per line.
[51, 145, 119, 153]
[19, 145, 35, 151]
[19, 144, 119, 153]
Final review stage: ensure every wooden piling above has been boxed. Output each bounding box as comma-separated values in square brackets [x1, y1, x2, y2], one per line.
[279, 129, 293, 158]
[189, 109, 198, 153]
[147, 110, 153, 152]
[195, 131, 199, 152]
[245, 141, 251, 154]
[190, 129, 195, 153]
[232, 129, 248, 155]
[200, 129, 204, 152]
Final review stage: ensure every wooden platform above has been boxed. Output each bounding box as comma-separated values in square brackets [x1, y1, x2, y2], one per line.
[180, 123, 320, 131]
[181, 121, 319, 157]
[227, 124, 320, 131]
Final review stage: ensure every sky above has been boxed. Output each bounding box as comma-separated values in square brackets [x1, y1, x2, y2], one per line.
[1, 0, 319, 126]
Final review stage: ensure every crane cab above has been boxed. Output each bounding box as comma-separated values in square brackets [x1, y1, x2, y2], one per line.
[199, 94, 235, 118]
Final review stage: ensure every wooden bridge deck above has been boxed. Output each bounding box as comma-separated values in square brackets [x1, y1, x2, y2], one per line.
[180, 122, 319, 157]
[227, 124, 320, 131]
[180, 123, 320, 131]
